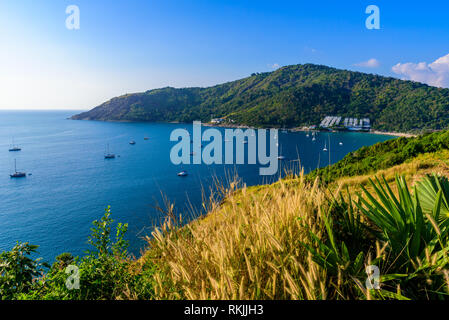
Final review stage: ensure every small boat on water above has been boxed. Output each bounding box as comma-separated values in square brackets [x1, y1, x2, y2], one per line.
[9, 138, 21, 152]
[339, 142, 343, 146]
[10, 159, 26, 178]
[144, 137, 149, 140]
[277, 155, 286, 160]
[104, 144, 115, 159]
[129, 140, 136, 145]
[323, 142, 328, 152]
[177, 170, 188, 177]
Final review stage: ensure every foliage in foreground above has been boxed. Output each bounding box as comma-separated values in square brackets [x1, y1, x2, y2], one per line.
[0, 206, 155, 300]
[142, 173, 449, 300]
[2, 173, 449, 300]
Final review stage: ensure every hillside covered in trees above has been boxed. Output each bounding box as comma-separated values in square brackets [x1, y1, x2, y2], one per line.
[72, 64, 449, 132]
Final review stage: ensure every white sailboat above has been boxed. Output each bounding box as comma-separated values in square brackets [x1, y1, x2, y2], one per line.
[104, 144, 115, 159]
[177, 170, 188, 177]
[9, 138, 21, 152]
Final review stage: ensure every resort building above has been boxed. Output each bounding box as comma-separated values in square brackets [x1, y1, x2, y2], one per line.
[319, 115, 371, 132]
[211, 118, 225, 124]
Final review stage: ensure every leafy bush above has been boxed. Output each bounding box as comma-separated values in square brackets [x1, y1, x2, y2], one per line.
[0, 206, 156, 300]
[302, 174, 449, 300]
[356, 175, 449, 270]
[0, 243, 49, 300]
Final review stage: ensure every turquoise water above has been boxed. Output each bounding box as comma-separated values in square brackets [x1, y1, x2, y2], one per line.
[0, 111, 394, 262]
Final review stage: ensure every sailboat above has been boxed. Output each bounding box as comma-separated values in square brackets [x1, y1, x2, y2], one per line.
[177, 170, 188, 177]
[277, 145, 286, 160]
[312, 132, 316, 141]
[9, 138, 21, 152]
[104, 144, 115, 159]
[323, 142, 328, 152]
[10, 159, 26, 178]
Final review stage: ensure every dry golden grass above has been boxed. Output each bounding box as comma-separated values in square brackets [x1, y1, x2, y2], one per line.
[334, 150, 449, 196]
[141, 174, 331, 300]
[135, 150, 449, 300]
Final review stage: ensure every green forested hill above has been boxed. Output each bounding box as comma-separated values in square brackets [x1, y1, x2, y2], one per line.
[72, 64, 449, 132]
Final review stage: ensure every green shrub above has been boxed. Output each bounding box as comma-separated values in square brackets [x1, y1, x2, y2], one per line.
[1, 206, 156, 300]
[0, 243, 49, 300]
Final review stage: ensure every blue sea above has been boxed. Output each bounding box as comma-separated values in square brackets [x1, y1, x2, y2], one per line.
[0, 111, 394, 262]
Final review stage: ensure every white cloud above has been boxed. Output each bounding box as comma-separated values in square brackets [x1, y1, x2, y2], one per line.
[392, 53, 449, 88]
[268, 63, 280, 69]
[354, 58, 380, 68]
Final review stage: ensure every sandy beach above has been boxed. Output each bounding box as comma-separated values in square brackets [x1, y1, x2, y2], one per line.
[204, 123, 418, 138]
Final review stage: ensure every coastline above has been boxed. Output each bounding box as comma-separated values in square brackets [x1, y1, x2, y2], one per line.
[203, 122, 418, 138]
[71, 116, 419, 138]
[368, 130, 417, 138]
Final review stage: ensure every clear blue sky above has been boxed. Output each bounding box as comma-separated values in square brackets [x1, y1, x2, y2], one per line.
[1, 0, 448, 109]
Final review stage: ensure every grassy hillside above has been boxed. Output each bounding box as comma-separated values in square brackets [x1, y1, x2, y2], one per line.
[4, 131, 449, 300]
[72, 64, 449, 132]
[307, 130, 449, 184]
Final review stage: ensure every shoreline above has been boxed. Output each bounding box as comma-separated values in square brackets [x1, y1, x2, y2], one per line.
[72, 117, 419, 138]
[368, 130, 417, 138]
[203, 123, 418, 138]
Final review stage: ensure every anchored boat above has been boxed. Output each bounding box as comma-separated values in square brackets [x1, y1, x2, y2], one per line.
[9, 138, 21, 152]
[104, 144, 116, 159]
[10, 159, 26, 178]
[177, 170, 188, 177]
